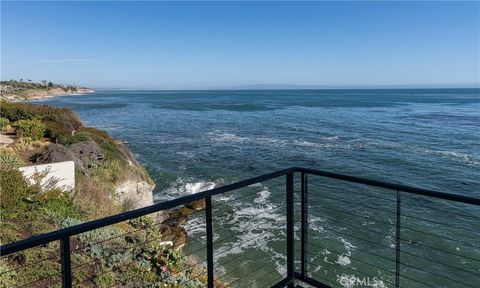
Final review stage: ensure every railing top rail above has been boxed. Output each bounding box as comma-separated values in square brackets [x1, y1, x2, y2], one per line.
[1, 166, 478, 257]
[296, 167, 480, 206]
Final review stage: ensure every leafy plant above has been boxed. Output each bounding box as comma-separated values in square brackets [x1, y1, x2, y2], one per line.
[12, 118, 46, 140]
[0, 151, 24, 170]
[0, 117, 10, 131]
[0, 170, 30, 214]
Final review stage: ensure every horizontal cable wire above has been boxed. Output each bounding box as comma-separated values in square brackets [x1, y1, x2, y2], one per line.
[399, 199, 480, 221]
[210, 204, 286, 248]
[216, 249, 275, 283]
[402, 212, 480, 235]
[312, 233, 480, 279]
[309, 201, 394, 227]
[307, 240, 395, 276]
[170, 229, 277, 281]
[214, 247, 258, 272]
[310, 184, 479, 244]
[214, 183, 285, 209]
[308, 181, 394, 203]
[398, 273, 437, 288]
[235, 265, 280, 288]
[399, 258, 476, 288]
[70, 219, 163, 253]
[310, 239, 478, 288]
[73, 234, 207, 285]
[401, 224, 478, 250]
[1, 253, 58, 275]
[315, 222, 480, 267]
[401, 237, 480, 263]
[16, 270, 62, 288]
[263, 274, 285, 288]
[75, 258, 137, 286]
[399, 249, 480, 278]
[313, 224, 395, 251]
[310, 196, 480, 262]
[309, 235, 478, 287]
[308, 190, 396, 215]
[307, 259, 395, 287]
[309, 236, 396, 265]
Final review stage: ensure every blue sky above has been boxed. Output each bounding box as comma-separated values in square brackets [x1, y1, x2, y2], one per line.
[1, 1, 479, 89]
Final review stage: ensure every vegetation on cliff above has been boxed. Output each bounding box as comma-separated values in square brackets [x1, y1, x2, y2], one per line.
[0, 101, 221, 287]
[0, 80, 94, 101]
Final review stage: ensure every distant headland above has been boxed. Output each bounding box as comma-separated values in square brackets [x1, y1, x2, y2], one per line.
[0, 79, 94, 101]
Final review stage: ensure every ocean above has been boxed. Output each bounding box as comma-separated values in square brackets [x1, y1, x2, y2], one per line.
[34, 89, 479, 287]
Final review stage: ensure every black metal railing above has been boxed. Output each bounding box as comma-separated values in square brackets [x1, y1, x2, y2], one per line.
[1, 167, 479, 287]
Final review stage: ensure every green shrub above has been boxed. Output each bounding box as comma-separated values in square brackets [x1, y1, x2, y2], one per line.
[0, 117, 9, 131]
[0, 170, 30, 214]
[0, 151, 24, 170]
[0, 101, 82, 143]
[12, 118, 46, 140]
[44, 120, 73, 144]
[91, 159, 122, 188]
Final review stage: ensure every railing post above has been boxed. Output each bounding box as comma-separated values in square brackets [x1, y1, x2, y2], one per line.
[395, 190, 401, 288]
[286, 172, 295, 287]
[60, 237, 72, 288]
[206, 196, 214, 288]
[300, 172, 308, 281]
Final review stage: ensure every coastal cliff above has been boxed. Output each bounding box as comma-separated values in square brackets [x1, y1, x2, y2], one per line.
[0, 101, 220, 287]
[0, 80, 94, 101]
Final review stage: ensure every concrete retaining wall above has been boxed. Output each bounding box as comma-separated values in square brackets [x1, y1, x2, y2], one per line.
[19, 161, 75, 191]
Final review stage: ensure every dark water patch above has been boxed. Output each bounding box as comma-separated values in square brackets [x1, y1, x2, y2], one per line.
[151, 102, 277, 112]
[402, 113, 480, 125]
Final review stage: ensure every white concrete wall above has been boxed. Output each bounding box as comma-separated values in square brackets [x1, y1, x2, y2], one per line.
[19, 161, 75, 191]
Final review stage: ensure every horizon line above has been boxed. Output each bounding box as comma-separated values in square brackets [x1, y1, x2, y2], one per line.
[92, 86, 480, 91]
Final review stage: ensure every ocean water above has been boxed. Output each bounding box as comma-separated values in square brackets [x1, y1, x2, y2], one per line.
[35, 89, 479, 287]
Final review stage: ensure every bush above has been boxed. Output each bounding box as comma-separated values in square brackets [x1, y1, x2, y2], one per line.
[12, 118, 46, 140]
[0, 170, 30, 214]
[0, 117, 10, 131]
[0, 101, 83, 142]
[0, 151, 24, 170]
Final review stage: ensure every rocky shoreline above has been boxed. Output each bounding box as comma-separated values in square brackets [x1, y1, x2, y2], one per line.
[1, 87, 95, 101]
[0, 80, 95, 101]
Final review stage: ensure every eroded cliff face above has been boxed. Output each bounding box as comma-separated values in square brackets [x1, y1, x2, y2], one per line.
[114, 175, 155, 209]
[1, 86, 95, 101]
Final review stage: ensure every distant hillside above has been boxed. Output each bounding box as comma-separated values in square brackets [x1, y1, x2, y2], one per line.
[0, 80, 94, 101]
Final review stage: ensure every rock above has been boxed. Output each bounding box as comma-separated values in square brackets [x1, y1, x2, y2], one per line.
[69, 140, 104, 169]
[34, 141, 104, 175]
[113, 178, 155, 209]
[34, 143, 76, 165]
[185, 199, 206, 211]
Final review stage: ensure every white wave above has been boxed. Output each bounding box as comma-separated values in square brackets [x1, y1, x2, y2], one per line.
[336, 255, 351, 266]
[339, 237, 357, 255]
[254, 186, 271, 204]
[436, 150, 480, 166]
[413, 147, 480, 166]
[182, 215, 206, 237]
[175, 151, 196, 158]
[158, 178, 216, 200]
[204, 132, 250, 143]
[255, 137, 289, 146]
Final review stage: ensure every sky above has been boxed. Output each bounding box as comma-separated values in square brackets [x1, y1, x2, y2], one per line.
[1, 1, 479, 89]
